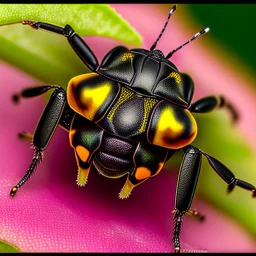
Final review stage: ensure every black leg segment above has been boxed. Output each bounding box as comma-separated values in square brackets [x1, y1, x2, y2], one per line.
[10, 86, 67, 196]
[173, 145, 202, 253]
[175, 146, 202, 212]
[173, 211, 184, 253]
[12, 85, 58, 103]
[202, 152, 256, 197]
[22, 20, 99, 71]
[189, 95, 239, 123]
[12, 85, 75, 132]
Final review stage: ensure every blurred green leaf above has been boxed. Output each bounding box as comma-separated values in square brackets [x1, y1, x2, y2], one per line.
[0, 4, 142, 86]
[0, 4, 142, 46]
[0, 240, 19, 252]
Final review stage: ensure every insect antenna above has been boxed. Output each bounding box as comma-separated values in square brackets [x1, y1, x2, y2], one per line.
[150, 5, 177, 51]
[166, 27, 210, 59]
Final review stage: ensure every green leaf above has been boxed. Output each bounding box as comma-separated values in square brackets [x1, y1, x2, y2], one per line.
[0, 4, 142, 46]
[0, 240, 20, 252]
[0, 4, 142, 86]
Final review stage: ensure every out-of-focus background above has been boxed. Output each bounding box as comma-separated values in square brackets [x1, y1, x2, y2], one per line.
[0, 4, 256, 253]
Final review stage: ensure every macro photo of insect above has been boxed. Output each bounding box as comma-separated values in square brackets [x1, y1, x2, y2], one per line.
[0, 3, 256, 253]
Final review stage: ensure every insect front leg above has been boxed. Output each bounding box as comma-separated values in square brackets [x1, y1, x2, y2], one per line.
[20, 20, 98, 71]
[10, 86, 66, 196]
[189, 95, 238, 123]
[173, 145, 202, 253]
[70, 115, 104, 187]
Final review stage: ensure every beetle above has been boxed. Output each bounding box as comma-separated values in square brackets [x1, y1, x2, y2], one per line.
[4, 5, 256, 253]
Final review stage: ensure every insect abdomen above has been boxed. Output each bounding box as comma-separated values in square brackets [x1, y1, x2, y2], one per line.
[93, 134, 137, 178]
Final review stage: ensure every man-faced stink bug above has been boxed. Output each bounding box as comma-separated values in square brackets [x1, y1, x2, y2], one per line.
[5, 5, 256, 253]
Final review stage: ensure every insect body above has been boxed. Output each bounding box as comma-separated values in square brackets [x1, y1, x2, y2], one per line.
[67, 49, 197, 190]
[6, 5, 256, 253]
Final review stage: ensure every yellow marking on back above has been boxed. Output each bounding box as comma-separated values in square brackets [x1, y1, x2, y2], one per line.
[107, 87, 134, 121]
[139, 98, 158, 133]
[67, 73, 113, 121]
[153, 107, 197, 149]
[169, 72, 181, 84]
[135, 167, 151, 180]
[154, 107, 184, 144]
[121, 53, 134, 62]
[81, 84, 111, 120]
[76, 145, 90, 162]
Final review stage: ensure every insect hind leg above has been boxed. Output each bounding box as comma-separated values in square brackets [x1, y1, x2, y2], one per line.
[70, 115, 104, 186]
[119, 143, 172, 199]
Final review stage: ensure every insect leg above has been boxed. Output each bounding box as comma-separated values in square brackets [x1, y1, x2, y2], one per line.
[12, 85, 60, 103]
[201, 151, 256, 197]
[10, 86, 66, 196]
[172, 208, 205, 223]
[119, 143, 173, 199]
[189, 95, 238, 123]
[21, 21, 98, 71]
[70, 115, 104, 186]
[12, 84, 75, 132]
[18, 132, 34, 141]
[187, 209, 205, 221]
[173, 145, 202, 253]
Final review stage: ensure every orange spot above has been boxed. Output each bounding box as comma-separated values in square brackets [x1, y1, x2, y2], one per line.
[76, 145, 90, 162]
[135, 167, 151, 180]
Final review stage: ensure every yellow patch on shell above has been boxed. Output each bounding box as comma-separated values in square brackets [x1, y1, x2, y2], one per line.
[67, 73, 113, 121]
[121, 52, 134, 62]
[80, 84, 112, 120]
[135, 167, 151, 180]
[76, 145, 90, 162]
[169, 72, 181, 84]
[152, 107, 197, 149]
[154, 107, 184, 142]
